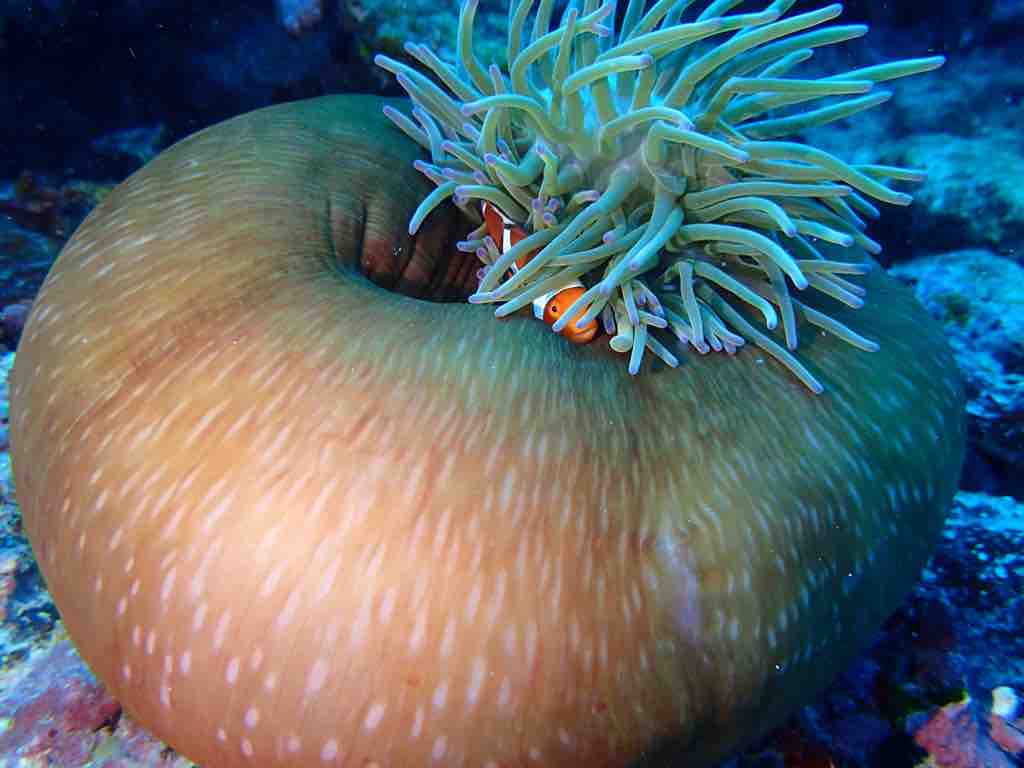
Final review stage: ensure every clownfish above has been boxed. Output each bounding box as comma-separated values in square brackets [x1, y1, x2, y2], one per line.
[481, 201, 599, 344]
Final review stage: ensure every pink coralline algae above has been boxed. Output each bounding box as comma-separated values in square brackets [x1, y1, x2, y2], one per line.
[911, 688, 1024, 768]
[0, 637, 194, 766]
[989, 687, 1024, 755]
[0, 638, 121, 764]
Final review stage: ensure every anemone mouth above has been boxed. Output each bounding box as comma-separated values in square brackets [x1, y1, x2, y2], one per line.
[349, 201, 481, 303]
[375, 0, 944, 392]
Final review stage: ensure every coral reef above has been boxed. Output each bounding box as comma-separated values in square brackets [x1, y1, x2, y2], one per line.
[891, 252, 1024, 497]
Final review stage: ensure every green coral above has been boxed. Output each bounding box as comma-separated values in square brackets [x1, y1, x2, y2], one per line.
[375, 0, 943, 392]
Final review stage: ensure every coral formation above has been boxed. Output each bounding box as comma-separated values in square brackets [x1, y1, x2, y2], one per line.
[378, 0, 944, 390]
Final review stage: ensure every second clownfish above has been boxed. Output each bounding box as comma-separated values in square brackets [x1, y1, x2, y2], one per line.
[481, 201, 599, 345]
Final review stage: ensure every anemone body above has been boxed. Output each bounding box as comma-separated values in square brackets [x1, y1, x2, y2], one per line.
[378, 0, 945, 389]
[9, 94, 964, 767]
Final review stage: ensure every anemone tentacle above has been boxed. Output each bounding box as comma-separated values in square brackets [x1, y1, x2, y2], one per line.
[376, 0, 943, 391]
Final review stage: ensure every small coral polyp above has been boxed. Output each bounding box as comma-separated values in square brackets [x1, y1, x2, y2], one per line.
[376, 0, 943, 392]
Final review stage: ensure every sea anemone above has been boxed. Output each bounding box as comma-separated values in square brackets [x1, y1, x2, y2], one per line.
[376, 0, 944, 391]
[9, 9, 963, 767]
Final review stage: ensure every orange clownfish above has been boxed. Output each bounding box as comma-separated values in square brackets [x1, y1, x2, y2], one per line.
[481, 201, 598, 344]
